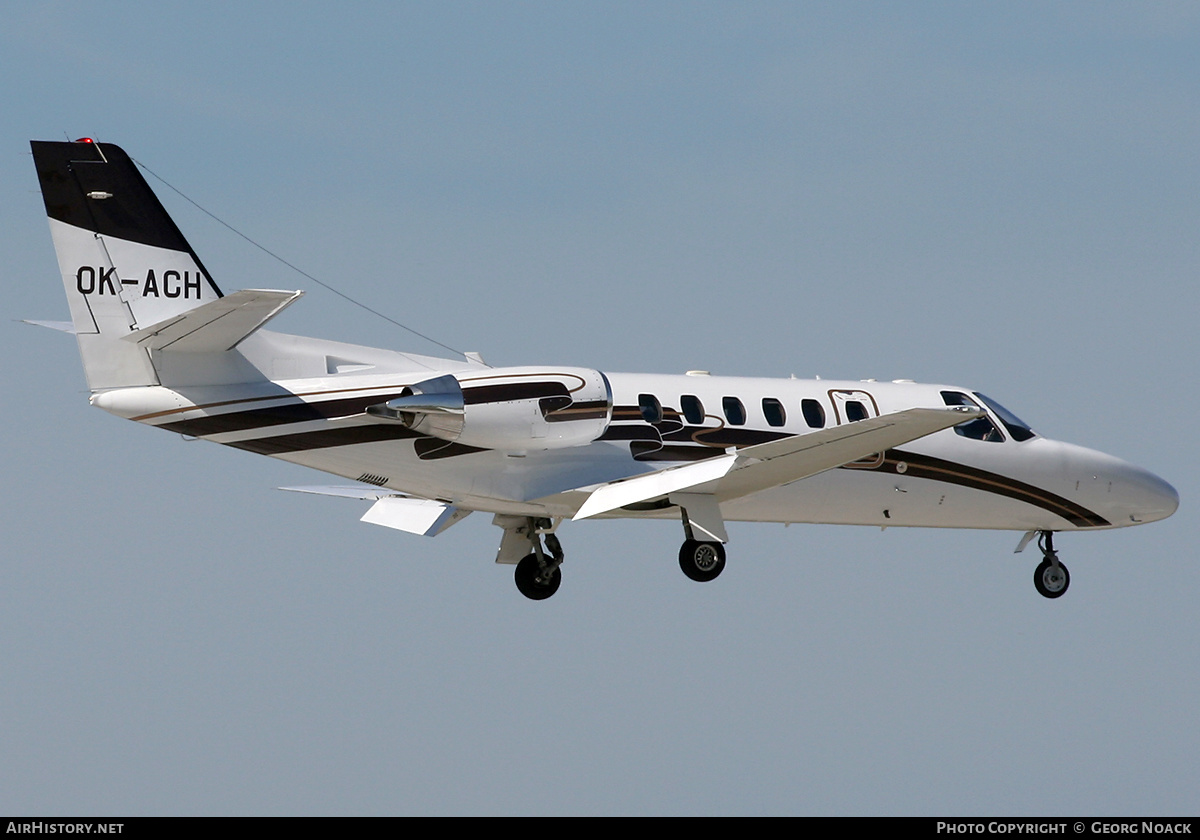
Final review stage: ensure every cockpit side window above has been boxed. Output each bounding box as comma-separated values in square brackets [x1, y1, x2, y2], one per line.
[940, 391, 1005, 442]
[973, 393, 1036, 442]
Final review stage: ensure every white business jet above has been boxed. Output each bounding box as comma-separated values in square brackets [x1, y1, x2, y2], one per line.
[27, 139, 1178, 600]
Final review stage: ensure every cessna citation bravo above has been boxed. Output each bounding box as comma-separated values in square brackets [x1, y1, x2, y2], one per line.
[28, 139, 1178, 600]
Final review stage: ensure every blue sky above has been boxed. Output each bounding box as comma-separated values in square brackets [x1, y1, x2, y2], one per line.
[2, 2, 1197, 815]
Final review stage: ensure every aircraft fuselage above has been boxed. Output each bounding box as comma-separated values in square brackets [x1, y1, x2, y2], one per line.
[91, 367, 1178, 533]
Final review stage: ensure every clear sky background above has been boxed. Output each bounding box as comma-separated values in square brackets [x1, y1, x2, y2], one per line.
[1, 1, 1197, 816]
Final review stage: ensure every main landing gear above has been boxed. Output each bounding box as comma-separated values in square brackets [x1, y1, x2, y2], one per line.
[679, 539, 726, 582]
[1031, 531, 1070, 599]
[502, 494, 731, 598]
[513, 518, 564, 601]
[676, 499, 727, 583]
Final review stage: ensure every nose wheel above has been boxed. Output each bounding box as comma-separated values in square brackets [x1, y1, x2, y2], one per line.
[1034, 558, 1069, 598]
[1032, 531, 1070, 599]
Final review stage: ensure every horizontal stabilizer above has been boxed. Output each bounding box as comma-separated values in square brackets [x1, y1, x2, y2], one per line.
[22, 319, 77, 334]
[123, 289, 302, 352]
[280, 485, 471, 537]
[573, 406, 981, 520]
[280, 484, 399, 501]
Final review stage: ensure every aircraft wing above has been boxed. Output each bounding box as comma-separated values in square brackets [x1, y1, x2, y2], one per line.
[280, 485, 472, 537]
[572, 406, 981, 521]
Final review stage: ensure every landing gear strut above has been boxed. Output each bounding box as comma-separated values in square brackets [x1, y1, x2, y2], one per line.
[1032, 531, 1070, 599]
[513, 518, 563, 600]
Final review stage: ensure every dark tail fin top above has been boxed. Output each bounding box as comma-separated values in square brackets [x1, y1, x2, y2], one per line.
[31, 140, 220, 294]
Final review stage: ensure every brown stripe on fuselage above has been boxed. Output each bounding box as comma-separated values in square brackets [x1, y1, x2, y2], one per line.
[131, 382, 425, 422]
[157, 392, 411, 436]
[882, 449, 1110, 527]
[222, 424, 421, 455]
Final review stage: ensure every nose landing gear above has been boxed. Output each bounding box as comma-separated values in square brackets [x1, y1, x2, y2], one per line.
[1032, 531, 1070, 599]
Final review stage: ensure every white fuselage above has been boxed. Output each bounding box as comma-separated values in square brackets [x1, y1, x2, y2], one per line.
[91, 355, 1178, 534]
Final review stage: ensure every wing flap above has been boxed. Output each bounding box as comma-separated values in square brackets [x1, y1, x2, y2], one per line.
[573, 406, 980, 520]
[123, 289, 302, 352]
[280, 485, 471, 537]
[573, 454, 735, 520]
[360, 497, 472, 537]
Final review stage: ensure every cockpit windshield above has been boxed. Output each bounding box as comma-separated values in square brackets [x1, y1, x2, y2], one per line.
[940, 391, 1004, 442]
[973, 393, 1037, 442]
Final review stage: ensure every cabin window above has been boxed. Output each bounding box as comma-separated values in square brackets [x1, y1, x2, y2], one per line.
[801, 398, 825, 429]
[680, 394, 705, 425]
[762, 398, 786, 427]
[941, 391, 1005, 442]
[722, 396, 746, 426]
[844, 400, 868, 422]
[638, 393, 663, 424]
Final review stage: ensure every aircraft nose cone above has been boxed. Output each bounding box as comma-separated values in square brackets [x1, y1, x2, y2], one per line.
[1119, 464, 1179, 525]
[1058, 441, 1179, 527]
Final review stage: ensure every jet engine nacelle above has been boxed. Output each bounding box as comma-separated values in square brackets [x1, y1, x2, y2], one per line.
[367, 366, 613, 451]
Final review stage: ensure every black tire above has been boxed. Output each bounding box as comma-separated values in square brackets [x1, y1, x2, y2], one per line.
[1034, 558, 1070, 599]
[678, 539, 726, 582]
[514, 553, 562, 600]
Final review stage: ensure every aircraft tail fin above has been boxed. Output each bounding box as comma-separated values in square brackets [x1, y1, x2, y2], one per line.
[31, 139, 224, 390]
